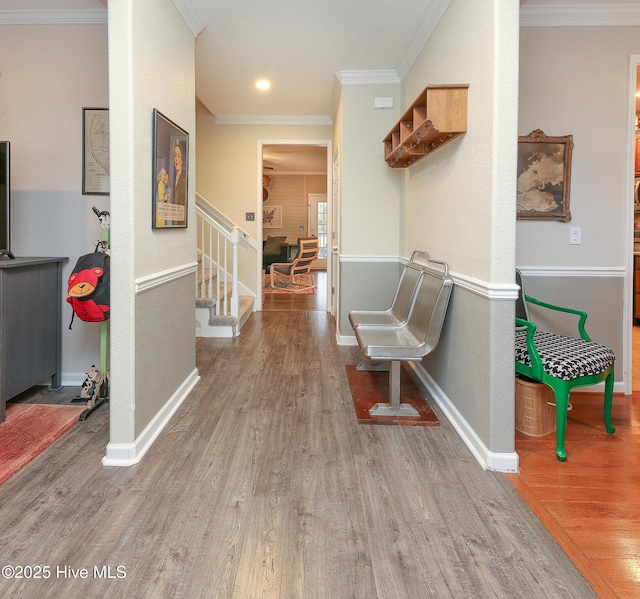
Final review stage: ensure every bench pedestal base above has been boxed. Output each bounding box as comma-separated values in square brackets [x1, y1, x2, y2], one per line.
[364, 360, 420, 417]
[369, 402, 420, 417]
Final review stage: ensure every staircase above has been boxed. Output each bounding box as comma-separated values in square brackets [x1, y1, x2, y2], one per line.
[196, 195, 258, 338]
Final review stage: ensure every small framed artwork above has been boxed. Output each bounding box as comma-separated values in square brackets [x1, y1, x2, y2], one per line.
[517, 129, 573, 222]
[82, 108, 110, 195]
[152, 108, 189, 229]
[263, 205, 282, 228]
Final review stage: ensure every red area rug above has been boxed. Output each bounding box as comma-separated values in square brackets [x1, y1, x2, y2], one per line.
[346, 364, 439, 426]
[0, 403, 85, 485]
[263, 272, 316, 294]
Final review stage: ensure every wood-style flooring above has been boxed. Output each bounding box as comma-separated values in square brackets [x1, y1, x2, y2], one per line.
[0, 290, 594, 598]
[262, 268, 327, 312]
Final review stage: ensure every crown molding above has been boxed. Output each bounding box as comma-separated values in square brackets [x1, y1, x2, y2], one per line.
[214, 114, 333, 126]
[396, 0, 451, 80]
[0, 9, 107, 25]
[520, 3, 640, 27]
[335, 70, 400, 86]
[172, 0, 205, 37]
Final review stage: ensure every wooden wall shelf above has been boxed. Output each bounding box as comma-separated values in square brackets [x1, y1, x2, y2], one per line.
[383, 84, 469, 168]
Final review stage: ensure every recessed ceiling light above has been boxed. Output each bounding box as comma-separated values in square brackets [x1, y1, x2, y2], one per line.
[256, 79, 271, 91]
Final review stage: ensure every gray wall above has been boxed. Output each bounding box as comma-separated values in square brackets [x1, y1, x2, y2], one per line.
[339, 261, 403, 335]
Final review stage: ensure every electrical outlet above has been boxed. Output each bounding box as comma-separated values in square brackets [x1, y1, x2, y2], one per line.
[569, 227, 581, 245]
[246, 212, 255, 221]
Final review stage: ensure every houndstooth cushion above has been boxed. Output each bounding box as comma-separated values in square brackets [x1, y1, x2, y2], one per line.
[515, 330, 615, 381]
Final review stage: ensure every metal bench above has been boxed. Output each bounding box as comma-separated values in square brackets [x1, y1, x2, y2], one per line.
[349, 259, 424, 330]
[350, 253, 453, 417]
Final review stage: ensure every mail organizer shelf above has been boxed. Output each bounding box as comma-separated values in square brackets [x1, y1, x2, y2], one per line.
[383, 84, 468, 168]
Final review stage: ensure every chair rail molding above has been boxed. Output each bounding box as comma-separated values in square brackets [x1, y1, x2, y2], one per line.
[135, 262, 198, 295]
[517, 266, 625, 278]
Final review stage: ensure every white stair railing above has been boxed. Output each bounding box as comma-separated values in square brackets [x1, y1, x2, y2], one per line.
[196, 195, 256, 319]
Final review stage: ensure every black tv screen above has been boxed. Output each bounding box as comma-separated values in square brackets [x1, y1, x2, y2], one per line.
[0, 141, 11, 257]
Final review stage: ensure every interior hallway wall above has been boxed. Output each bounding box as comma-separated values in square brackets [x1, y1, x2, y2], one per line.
[518, 25, 640, 387]
[105, 0, 198, 463]
[0, 22, 108, 383]
[400, 0, 520, 467]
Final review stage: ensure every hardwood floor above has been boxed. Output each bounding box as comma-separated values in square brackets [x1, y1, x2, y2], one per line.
[262, 269, 327, 311]
[0, 309, 594, 598]
[507, 326, 640, 599]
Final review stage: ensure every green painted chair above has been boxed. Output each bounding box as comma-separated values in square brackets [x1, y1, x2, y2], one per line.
[515, 270, 615, 461]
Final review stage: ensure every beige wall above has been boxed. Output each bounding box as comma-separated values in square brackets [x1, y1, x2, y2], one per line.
[107, 0, 197, 453]
[519, 27, 638, 267]
[399, 0, 520, 459]
[401, 2, 518, 281]
[339, 84, 402, 256]
[196, 107, 332, 239]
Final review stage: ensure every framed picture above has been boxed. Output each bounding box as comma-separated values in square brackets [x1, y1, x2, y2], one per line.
[263, 205, 282, 228]
[517, 129, 573, 222]
[82, 108, 110, 195]
[152, 109, 189, 229]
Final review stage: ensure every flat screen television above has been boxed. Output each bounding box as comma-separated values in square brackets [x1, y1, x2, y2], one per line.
[0, 141, 14, 259]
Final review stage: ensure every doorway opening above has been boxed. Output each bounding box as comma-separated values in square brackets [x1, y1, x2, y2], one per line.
[630, 60, 640, 391]
[258, 141, 332, 312]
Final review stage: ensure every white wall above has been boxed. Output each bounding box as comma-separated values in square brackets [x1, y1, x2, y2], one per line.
[105, 0, 198, 461]
[0, 23, 108, 382]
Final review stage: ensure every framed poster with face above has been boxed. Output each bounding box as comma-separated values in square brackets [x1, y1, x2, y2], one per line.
[152, 109, 189, 229]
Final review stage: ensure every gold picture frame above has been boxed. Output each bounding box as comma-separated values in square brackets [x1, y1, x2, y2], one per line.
[517, 129, 573, 222]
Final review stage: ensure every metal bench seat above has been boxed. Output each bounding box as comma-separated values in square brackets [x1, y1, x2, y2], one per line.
[351, 254, 453, 417]
[348, 262, 424, 330]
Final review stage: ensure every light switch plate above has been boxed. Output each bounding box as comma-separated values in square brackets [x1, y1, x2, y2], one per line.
[569, 227, 581, 245]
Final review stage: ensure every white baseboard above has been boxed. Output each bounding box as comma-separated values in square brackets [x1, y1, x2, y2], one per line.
[407, 362, 520, 473]
[62, 372, 92, 387]
[336, 332, 358, 346]
[102, 368, 200, 467]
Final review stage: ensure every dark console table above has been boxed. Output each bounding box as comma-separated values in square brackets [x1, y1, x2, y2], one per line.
[0, 257, 67, 422]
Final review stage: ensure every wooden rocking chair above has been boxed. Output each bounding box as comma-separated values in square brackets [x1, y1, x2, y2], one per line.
[269, 237, 319, 293]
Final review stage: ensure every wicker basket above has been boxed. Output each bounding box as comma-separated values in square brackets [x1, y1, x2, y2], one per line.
[515, 377, 556, 437]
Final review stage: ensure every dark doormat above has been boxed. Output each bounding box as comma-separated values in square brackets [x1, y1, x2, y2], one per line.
[345, 364, 439, 427]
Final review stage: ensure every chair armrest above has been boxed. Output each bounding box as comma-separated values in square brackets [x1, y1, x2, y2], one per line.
[524, 294, 591, 341]
[516, 317, 544, 379]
